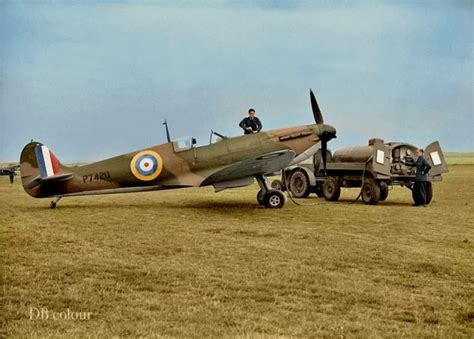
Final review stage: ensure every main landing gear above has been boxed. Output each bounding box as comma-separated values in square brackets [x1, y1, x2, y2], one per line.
[256, 175, 286, 208]
[50, 196, 62, 209]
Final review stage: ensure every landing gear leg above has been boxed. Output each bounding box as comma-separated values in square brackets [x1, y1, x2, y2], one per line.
[255, 175, 286, 208]
[50, 196, 62, 209]
[256, 175, 269, 206]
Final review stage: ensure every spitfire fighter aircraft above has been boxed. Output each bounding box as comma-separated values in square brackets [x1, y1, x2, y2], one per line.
[20, 90, 336, 208]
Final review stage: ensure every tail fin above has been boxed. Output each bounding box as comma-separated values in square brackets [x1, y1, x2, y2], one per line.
[20, 141, 72, 197]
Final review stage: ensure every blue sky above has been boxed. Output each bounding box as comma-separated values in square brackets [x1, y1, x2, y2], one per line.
[1, 0, 472, 162]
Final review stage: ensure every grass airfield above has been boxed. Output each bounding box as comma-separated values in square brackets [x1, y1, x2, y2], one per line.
[1, 165, 473, 337]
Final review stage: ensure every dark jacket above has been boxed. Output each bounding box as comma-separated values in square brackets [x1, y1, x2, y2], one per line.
[403, 156, 432, 182]
[239, 116, 262, 134]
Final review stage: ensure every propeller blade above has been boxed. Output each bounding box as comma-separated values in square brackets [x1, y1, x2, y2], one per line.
[321, 139, 327, 175]
[310, 89, 324, 124]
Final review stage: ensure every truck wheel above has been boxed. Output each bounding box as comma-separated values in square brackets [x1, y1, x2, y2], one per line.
[323, 177, 341, 201]
[380, 186, 389, 201]
[271, 179, 284, 191]
[426, 182, 433, 205]
[361, 178, 381, 205]
[264, 190, 286, 208]
[289, 169, 311, 198]
[315, 183, 324, 198]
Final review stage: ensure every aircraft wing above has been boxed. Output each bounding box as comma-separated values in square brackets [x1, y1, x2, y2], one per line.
[200, 149, 296, 187]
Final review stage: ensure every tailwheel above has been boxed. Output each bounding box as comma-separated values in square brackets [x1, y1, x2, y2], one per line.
[50, 196, 62, 209]
[264, 190, 286, 208]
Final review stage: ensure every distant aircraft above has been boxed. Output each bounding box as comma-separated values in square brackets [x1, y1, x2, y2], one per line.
[1, 165, 19, 183]
[20, 90, 336, 208]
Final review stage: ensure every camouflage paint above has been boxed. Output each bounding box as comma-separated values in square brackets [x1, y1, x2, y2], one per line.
[20, 123, 335, 199]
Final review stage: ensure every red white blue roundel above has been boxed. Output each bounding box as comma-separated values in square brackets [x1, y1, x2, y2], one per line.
[130, 150, 163, 181]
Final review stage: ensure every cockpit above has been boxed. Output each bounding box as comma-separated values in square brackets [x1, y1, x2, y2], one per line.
[209, 130, 227, 145]
[164, 118, 228, 152]
[172, 137, 197, 152]
[171, 130, 228, 152]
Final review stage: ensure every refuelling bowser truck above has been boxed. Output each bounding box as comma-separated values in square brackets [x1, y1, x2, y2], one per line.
[274, 138, 449, 205]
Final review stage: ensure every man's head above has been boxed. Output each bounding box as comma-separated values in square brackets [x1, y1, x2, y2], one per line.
[416, 148, 424, 157]
[248, 108, 256, 118]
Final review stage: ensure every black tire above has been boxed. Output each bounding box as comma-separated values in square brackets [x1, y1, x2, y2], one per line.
[426, 182, 433, 205]
[271, 180, 284, 191]
[315, 183, 324, 198]
[257, 190, 266, 206]
[289, 169, 311, 198]
[380, 185, 389, 201]
[323, 177, 341, 201]
[361, 178, 381, 205]
[264, 190, 286, 208]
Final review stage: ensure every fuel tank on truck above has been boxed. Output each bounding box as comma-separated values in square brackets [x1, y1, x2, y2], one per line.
[331, 138, 384, 163]
[332, 146, 374, 162]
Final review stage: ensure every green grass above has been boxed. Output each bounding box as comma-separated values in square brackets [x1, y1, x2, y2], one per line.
[444, 153, 474, 165]
[1, 166, 473, 338]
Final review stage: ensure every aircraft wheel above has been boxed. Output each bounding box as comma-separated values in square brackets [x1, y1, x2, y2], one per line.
[257, 190, 266, 206]
[426, 182, 433, 205]
[289, 169, 311, 198]
[264, 190, 286, 208]
[271, 179, 284, 191]
[323, 177, 340, 201]
[50, 201, 57, 209]
[361, 178, 381, 205]
[380, 185, 389, 201]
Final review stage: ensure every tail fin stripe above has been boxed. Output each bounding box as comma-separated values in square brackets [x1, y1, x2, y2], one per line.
[34, 145, 60, 178]
[42, 146, 55, 177]
[50, 152, 60, 174]
[35, 146, 48, 177]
